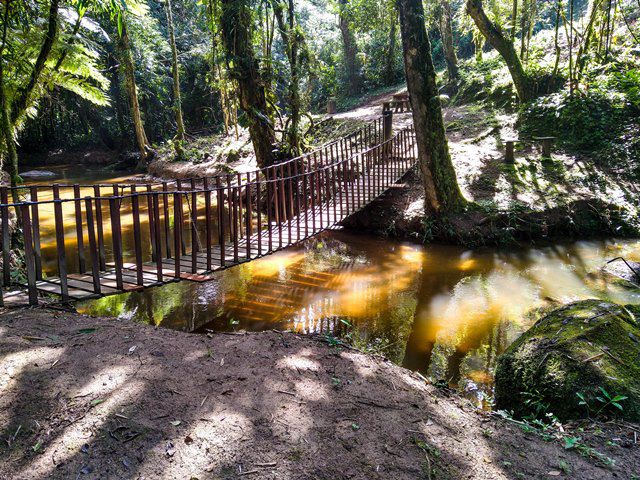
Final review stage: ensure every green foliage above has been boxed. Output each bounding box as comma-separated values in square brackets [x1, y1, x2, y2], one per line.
[454, 56, 516, 107]
[520, 90, 627, 151]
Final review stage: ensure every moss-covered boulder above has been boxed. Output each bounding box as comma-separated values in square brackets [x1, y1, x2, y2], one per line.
[495, 300, 640, 421]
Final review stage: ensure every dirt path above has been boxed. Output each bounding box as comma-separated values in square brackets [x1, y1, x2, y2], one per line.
[1, 309, 638, 479]
[147, 87, 413, 180]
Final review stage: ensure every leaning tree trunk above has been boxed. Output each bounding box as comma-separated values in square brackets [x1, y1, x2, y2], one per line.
[164, 0, 186, 146]
[220, 0, 277, 168]
[338, 0, 362, 93]
[397, 0, 466, 214]
[439, 0, 459, 83]
[117, 19, 152, 163]
[466, 0, 533, 102]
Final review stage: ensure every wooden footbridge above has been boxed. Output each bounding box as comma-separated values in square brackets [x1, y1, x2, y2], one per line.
[1, 107, 416, 307]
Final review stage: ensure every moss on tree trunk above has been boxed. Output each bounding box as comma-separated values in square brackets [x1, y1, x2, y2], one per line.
[397, 0, 466, 214]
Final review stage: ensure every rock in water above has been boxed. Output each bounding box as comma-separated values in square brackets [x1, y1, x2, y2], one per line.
[20, 170, 57, 178]
[495, 300, 640, 421]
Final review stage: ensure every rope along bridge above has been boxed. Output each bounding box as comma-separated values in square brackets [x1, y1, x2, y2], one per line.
[1, 108, 416, 307]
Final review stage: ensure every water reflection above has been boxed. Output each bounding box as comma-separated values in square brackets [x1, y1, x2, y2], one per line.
[78, 232, 640, 404]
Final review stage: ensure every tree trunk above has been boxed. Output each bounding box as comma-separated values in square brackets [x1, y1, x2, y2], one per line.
[385, 14, 398, 84]
[116, 19, 152, 163]
[220, 0, 277, 168]
[11, 0, 59, 127]
[397, 0, 466, 214]
[576, 0, 602, 75]
[466, 0, 533, 102]
[552, 0, 562, 77]
[439, 0, 459, 83]
[0, 0, 20, 192]
[338, 0, 362, 93]
[511, 0, 517, 40]
[0, 65, 20, 192]
[164, 0, 186, 147]
[272, 0, 303, 157]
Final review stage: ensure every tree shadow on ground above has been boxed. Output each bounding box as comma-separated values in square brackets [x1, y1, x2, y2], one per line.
[1, 309, 633, 479]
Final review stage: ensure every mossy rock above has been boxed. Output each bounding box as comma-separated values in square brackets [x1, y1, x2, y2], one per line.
[495, 300, 640, 421]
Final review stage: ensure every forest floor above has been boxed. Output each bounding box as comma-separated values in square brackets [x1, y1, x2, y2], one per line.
[1, 308, 639, 480]
[342, 99, 640, 244]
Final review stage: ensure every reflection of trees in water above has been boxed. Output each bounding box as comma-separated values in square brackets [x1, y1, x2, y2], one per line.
[402, 250, 500, 385]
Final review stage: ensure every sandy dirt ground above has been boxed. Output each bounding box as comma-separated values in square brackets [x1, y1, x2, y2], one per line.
[1, 308, 638, 480]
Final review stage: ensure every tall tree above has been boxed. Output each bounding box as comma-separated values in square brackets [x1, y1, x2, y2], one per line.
[271, 0, 304, 157]
[220, 0, 277, 168]
[116, 15, 153, 163]
[466, 0, 533, 102]
[0, 0, 19, 194]
[385, 11, 398, 84]
[163, 0, 186, 156]
[438, 0, 459, 83]
[397, 0, 466, 213]
[337, 0, 362, 93]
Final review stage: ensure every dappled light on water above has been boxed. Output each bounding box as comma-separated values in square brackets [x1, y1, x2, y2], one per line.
[78, 232, 640, 405]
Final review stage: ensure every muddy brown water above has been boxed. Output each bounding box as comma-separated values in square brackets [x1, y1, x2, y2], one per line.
[25, 168, 640, 406]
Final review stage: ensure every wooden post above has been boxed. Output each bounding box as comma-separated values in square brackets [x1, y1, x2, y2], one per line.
[230, 182, 239, 262]
[20, 204, 38, 305]
[534, 136, 555, 157]
[0, 187, 10, 287]
[29, 186, 42, 280]
[131, 193, 144, 286]
[278, 165, 286, 244]
[146, 185, 157, 262]
[383, 109, 393, 142]
[52, 185, 69, 300]
[245, 180, 252, 260]
[204, 177, 212, 271]
[216, 177, 226, 266]
[109, 197, 124, 291]
[191, 189, 198, 274]
[255, 171, 262, 255]
[302, 164, 308, 237]
[84, 197, 101, 295]
[505, 140, 515, 163]
[73, 184, 86, 273]
[266, 169, 273, 252]
[173, 192, 182, 278]
[293, 161, 301, 241]
[327, 97, 337, 114]
[162, 182, 171, 258]
[93, 185, 106, 270]
[153, 194, 163, 281]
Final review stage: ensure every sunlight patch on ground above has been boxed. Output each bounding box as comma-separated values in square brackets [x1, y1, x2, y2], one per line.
[0, 346, 62, 392]
[276, 351, 321, 373]
[18, 376, 146, 480]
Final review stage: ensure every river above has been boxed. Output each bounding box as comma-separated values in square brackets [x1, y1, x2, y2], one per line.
[26, 166, 640, 407]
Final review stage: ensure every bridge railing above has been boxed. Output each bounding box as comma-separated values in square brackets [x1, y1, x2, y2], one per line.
[0, 123, 416, 306]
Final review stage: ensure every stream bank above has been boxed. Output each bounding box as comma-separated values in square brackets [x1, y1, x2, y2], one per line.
[1, 308, 638, 479]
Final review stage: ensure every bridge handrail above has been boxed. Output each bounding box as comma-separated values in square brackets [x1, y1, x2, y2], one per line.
[0, 124, 414, 208]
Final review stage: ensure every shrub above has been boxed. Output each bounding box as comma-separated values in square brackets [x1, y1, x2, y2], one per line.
[519, 90, 626, 151]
